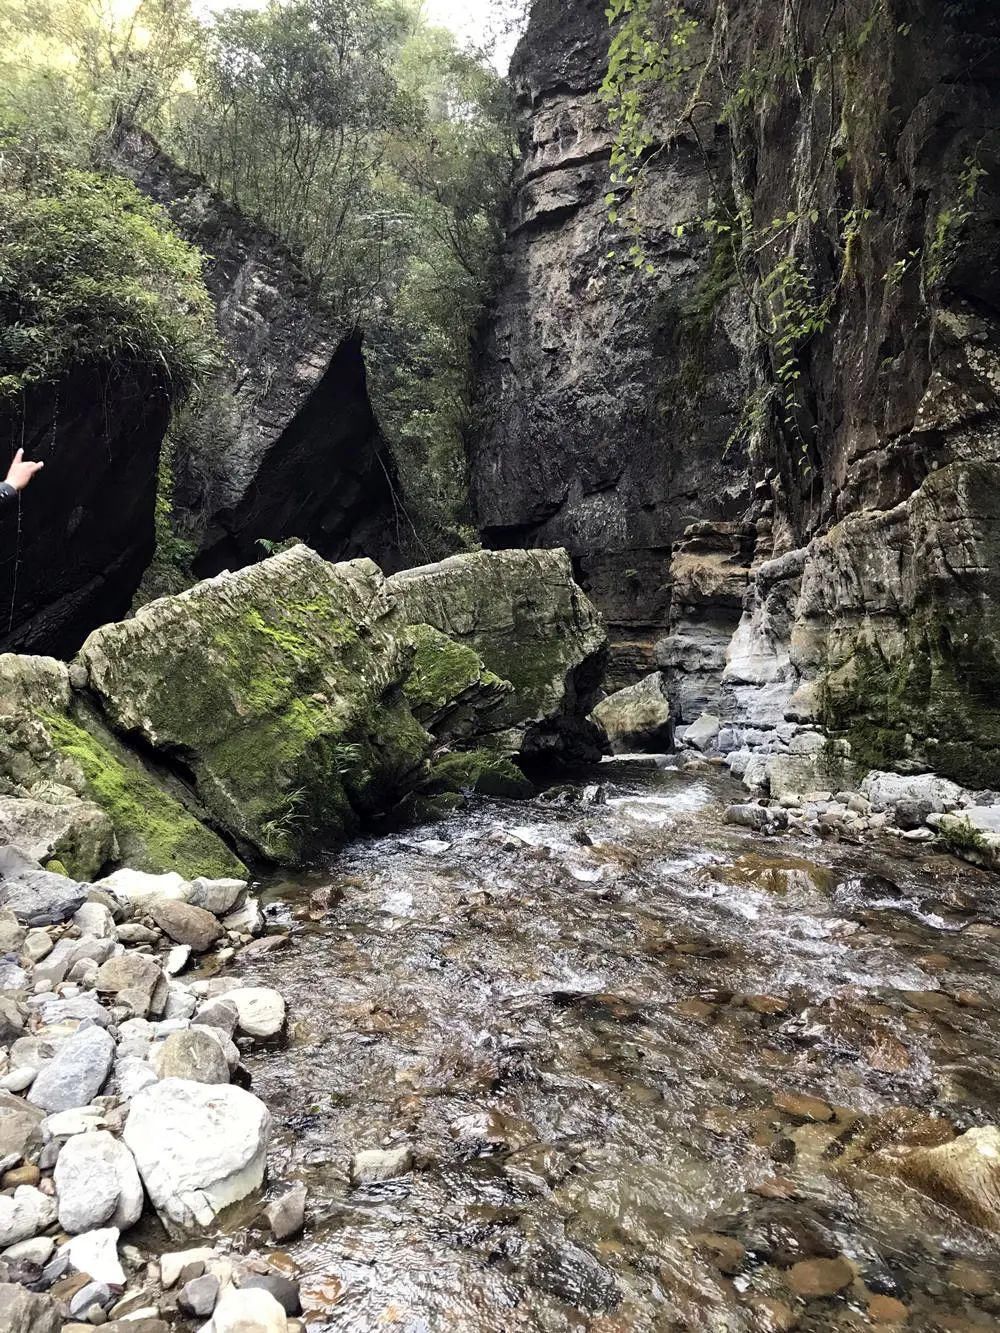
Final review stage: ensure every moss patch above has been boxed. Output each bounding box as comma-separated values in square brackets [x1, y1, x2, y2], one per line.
[44, 707, 246, 879]
[426, 750, 534, 799]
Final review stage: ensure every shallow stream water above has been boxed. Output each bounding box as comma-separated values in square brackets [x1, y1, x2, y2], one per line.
[226, 762, 1000, 1331]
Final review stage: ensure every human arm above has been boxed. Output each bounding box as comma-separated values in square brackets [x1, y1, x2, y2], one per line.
[0, 449, 44, 506]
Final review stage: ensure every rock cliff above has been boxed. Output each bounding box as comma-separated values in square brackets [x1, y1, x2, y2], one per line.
[476, 0, 1000, 790]
[107, 126, 400, 577]
[471, 0, 750, 689]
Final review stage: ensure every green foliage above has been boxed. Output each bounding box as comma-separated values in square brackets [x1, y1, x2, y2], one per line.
[937, 816, 989, 859]
[0, 162, 216, 401]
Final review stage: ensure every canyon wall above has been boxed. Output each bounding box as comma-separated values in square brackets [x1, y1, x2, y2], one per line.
[475, 0, 1000, 788]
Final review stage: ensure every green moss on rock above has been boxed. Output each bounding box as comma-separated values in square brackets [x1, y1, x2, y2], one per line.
[426, 750, 535, 799]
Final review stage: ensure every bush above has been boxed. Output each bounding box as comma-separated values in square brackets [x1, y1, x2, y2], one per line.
[0, 164, 217, 401]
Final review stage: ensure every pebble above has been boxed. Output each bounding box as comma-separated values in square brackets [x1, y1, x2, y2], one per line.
[265, 1183, 307, 1242]
[867, 1294, 909, 1324]
[238, 1273, 302, 1315]
[786, 1255, 854, 1298]
[773, 1091, 834, 1123]
[178, 1274, 221, 1317]
[350, 1144, 414, 1184]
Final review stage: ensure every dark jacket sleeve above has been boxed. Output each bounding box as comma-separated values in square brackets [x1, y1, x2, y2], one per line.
[0, 482, 16, 508]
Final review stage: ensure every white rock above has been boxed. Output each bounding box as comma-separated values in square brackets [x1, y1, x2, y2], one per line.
[3, 1235, 55, 1265]
[188, 878, 246, 916]
[122, 1079, 271, 1229]
[860, 771, 966, 813]
[63, 1226, 125, 1285]
[0, 1185, 57, 1246]
[350, 1144, 414, 1184]
[160, 1245, 216, 1288]
[41, 1106, 109, 1139]
[114, 1057, 158, 1099]
[54, 1130, 144, 1234]
[93, 869, 192, 910]
[165, 945, 192, 977]
[684, 713, 721, 752]
[205, 1286, 287, 1333]
[225, 987, 286, 1039]
[72, 903, 117, 939]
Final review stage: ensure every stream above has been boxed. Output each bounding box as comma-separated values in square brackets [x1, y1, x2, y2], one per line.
[229, 761, 1000, 1331]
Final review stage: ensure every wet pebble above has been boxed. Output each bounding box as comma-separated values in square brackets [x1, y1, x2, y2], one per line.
[786, 1255, 854, 1298]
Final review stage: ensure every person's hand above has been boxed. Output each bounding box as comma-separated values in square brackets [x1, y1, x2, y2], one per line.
[5, 448, 44, 492]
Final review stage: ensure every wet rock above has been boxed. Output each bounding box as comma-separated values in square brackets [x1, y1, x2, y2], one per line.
[893, 800, 934, 831]
[0, 849, 88, 926]
[0, 1283, 62, 1333]
[0, 1185, 57, 1246]
[350, 1145, 414, 1185]
[692, 1231, 745, 1275]
[867, 1294, 908, 1324]
[891, 1126, 1000, 1231]
[62, 1228, 125, 1286]
[149, 1030, 229, 1085]
[160, 1247, 216, 1289]
[746, 1296, 799, 1331]
[725, 805, 788, 833]
[590, 675, 673, 754]
[123, 1079, 271, 1229]
[224, 987, 286, 1039]
[786, 1255, 854, 1297]
[204, 1286, 288, 1333]
[54, 1131, 144, 1234]
[177, 1274, 220, 1318]
[238, 1274, 301, 1316]
[265, 1183, 307, 1242]
[27, 1026, 115, 1114]
[773, 1091, 834, 1123]
[148, 900, 222, 954]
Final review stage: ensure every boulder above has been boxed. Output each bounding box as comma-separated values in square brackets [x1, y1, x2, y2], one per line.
[0, 847, 88, 926]
[0, 655, 245, 880]
[78, 549, 430, 864]
[122, 1079, 271, 1229]
[148, 900, 223, 953]
[54, 1131, 144, 1234]
[149, 1030, 230, 1085]
[724, 805, 788, 833]
[937, 807, 1000, 870]
[0, 1284, 62, 1333]
[265, 1183, 306, 1242]
[95, 870, 191, 910]
[224, 988, 286, 1040]
[188, 878, 245, 916]
[590, 675, 673, 754]
[178, 1274, 220, 1318]
[27, 1026, 115, 1113]
[0, 796, 115, 882]
[860, 771, 966, 813]
[386, 549, 607, 761]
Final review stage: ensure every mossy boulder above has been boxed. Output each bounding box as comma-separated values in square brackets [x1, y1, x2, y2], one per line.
[77, 547, 431, 864]
[0, 654, 243, 879]
[387, 549, 608, 761]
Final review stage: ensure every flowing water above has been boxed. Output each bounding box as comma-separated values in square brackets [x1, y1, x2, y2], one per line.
[227, 761, 1000, 1331]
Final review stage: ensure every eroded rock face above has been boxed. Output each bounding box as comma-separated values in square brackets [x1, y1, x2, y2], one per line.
[471, 0, 750, 687]
[106, 125, 400, 577]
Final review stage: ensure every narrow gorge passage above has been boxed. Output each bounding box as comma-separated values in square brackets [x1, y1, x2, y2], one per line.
[222, 764, 1000, 1332]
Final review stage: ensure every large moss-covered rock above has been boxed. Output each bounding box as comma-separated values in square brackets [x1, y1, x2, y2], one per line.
[77, 547, 430, 864]
[0, 655, 244, 879]
[386, 549, 608, 761]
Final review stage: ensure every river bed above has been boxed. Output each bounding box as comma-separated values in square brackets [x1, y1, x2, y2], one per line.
[232, 761, 1000, 1331]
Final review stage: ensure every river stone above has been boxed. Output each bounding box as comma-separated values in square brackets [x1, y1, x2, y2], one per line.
[0, 907, 26, 954]
[178, 1273, 220, 1317]
[350, 1144, 414, 1185]
[188, 878, 245, 916]
[72, 903, 116, 939]
[938, 808, 1000, 871]
[0, 1186, 56, 1247]
[63, 1227, 126, 1285]
[590, 675, 673, 754]
[54, 1131, 144, 1234]
[27, 1026, 115, 1113]
[149, 1030, 229, 1084]
[724, 804, 787, 833]
[0, 848, 88, 926]
[893, 1126, 1000, 1231]
[0, 1283, 63, 1333]
[195, 999, 239, 1038]
[148, 900, 222, 953]
[94, 954, 166, 1018]
[205, 1286, 287, 1333]
[122, 1079, 271, 1229]
[160, 1247, 215, 1289]
[238, 1274, 301, 1316]
[114, 1057, 158, 1100]
[786, 1255, 854, 1298]
[265, 1183, 306, 1241]
[683, 713, 721, 753]
[225, 987, 286, 1039]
